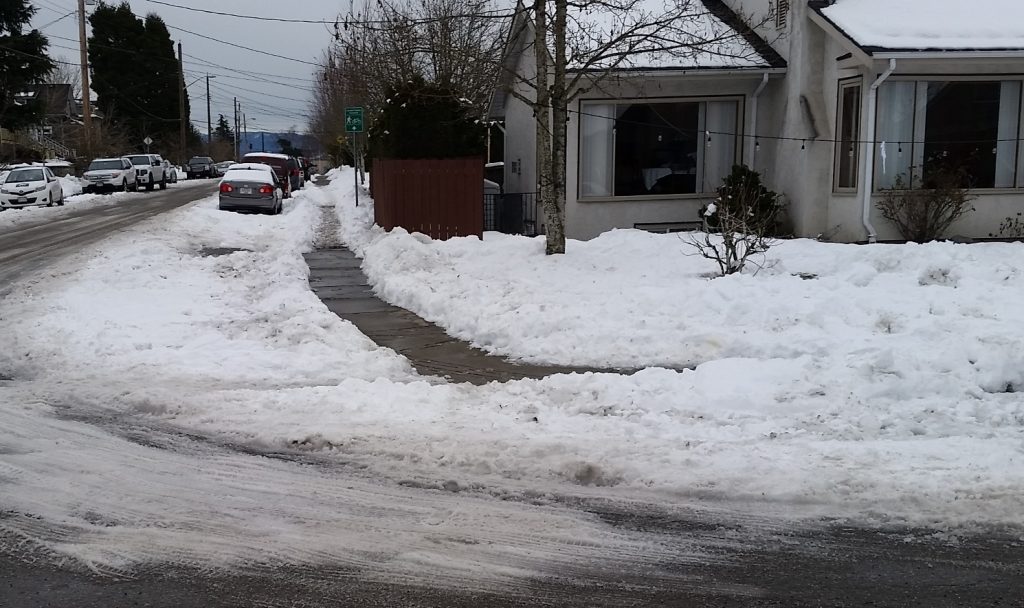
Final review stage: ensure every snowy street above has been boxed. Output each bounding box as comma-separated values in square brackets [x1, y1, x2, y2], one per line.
[0, 171, 1022, 606]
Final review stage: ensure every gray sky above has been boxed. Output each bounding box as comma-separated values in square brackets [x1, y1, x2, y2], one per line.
[31, 0, 345, 132]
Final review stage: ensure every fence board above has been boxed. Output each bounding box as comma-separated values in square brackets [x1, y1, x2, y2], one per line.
[372, 157, 483, 240]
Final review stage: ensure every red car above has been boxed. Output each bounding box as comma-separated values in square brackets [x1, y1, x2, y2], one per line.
[241, 153, 301, 198]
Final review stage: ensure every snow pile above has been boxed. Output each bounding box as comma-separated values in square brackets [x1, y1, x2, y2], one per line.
[821, 0, 1024, 50]
[58, 175, 84, 198]
[1, 169, 1024, 577]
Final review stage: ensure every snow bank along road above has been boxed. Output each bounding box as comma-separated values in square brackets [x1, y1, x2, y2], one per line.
[0, 172, 1022, 606]
[0, 180, 216, 296]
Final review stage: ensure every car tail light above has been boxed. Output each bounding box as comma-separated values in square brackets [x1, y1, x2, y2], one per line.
[290, 169, 299, 176]
[220, 182, 233, 193]
[259, 185, 273, 194]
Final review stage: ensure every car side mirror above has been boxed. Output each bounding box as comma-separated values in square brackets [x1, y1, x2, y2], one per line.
[152, 161, 160, 166]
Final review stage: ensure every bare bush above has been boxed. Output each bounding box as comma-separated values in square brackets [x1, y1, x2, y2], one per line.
[877, 167, 974, 243]
[685, 165, 782, 276]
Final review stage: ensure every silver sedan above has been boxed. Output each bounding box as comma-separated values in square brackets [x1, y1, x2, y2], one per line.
[217, 164, 283, 215]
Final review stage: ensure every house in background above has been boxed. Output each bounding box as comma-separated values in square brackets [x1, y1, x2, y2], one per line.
[491, 0, 1024, 242]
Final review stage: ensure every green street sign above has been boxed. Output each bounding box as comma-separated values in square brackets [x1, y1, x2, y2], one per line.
[345, 107, 364, 133]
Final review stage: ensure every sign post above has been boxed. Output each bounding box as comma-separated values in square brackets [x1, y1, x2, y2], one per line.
[344, 107, 364, 206]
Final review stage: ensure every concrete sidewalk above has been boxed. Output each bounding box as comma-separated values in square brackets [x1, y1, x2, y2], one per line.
[304, 247, 603, 384]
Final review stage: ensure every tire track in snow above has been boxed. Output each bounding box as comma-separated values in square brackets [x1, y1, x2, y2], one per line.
[0, 386, 717, 593]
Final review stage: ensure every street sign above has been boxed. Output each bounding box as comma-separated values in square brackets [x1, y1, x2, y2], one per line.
[143, 136, 153, 146]
[344, 107, 364, 133]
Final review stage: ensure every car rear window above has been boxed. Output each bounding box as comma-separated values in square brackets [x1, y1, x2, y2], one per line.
[243, 156, 286, 171]
[128, 156, 151, 166]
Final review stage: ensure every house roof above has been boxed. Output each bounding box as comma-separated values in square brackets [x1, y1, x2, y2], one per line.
[815, 0, 1024, 53]
[568, 0, 785, 71]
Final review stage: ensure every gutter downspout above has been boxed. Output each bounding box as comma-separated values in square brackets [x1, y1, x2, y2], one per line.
[747, 73, 769, 167]
[861, 58, 896, 243]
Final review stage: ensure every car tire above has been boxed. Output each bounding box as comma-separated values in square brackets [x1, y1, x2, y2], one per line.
[159, 177, 167, 190]
[146, 182, 154, 191]
[56, 192, 64, 206]
[122, 180, 129, 192]
[131, 181, 139, 192]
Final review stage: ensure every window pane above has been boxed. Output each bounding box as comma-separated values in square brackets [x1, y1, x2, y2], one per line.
[837, 83, 861, 189]
[923, 81, 1003, 188]
[703, 101, 738, 192]
[580, 104, 615, 197]
[875, 81, 915, 188]
[996, 81, 1020, 188]
[614, 102, 699, 196]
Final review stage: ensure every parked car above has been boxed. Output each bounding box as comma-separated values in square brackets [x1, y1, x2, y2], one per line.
[83, 157, 138, 193]
[0, 166, 64, 209]
[218, 163, 283, 214]
[215, 160, 234, 174]
[297, 156, 312, 181]
[126, 154, 167, 191]
[240, 153, 300, 198]
[186, 156, 219, 179]
[162, 160, 179, 183]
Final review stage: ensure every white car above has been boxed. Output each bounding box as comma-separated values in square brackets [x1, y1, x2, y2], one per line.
[0, 166, 64, 209]
[162, 160, 179, 184]
[83, 157, 138, 193]
[126, 154, 167, 191]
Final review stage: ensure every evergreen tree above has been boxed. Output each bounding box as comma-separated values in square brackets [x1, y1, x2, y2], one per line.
[277, 138, 302, 157]
[368, 77, 484, 160]
[0, 1, 55, 130]
[214, 114, 233, 143]
[88, 2, 191, 151]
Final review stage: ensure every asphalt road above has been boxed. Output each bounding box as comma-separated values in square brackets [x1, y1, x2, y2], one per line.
[1, 182, 1022, 607]
[0, 180, 218, 296]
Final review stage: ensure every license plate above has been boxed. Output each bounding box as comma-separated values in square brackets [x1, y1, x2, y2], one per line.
[238, 187, 252, 195]
[17, 197, 28, 203]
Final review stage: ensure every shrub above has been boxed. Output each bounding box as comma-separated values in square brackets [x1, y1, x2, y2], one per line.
[877, 165, 974, 243]
[686, 165, 782, 276]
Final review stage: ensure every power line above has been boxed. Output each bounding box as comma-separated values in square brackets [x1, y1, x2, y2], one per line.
[142, 0, 336, 24]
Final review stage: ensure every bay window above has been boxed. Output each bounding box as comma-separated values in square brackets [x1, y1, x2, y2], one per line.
[579, 98, 741, 198]
[875, 79, 1022, 189]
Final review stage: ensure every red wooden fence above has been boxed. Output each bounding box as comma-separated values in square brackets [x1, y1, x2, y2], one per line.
[371, 157, 484, 240]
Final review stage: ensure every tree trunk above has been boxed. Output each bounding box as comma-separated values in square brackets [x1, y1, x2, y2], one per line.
[534, 0, 562, 254]
[547, 0, 568, 255]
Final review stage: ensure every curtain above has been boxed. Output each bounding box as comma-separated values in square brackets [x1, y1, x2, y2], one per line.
[702, 100, 738, 192]
[875, 81, 916, 189]
[580, 103, 615, 197]
[996, 81, 1021, 188]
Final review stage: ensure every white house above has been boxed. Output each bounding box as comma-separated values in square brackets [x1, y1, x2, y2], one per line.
[490, 0, 1024, 242]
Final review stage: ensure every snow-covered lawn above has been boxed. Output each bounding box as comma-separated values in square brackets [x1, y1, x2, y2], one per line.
[1, 169, 1023, 574]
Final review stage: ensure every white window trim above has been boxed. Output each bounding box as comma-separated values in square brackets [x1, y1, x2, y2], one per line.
[834, 77, 863, 193]
[577, 95, 745, 201]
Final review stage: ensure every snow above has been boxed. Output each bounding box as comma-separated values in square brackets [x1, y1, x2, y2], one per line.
[222, 169, 275, 184]
[2, 169, 1024, 578]
[821, 0, 1024, 50]
[566, 0, 770, 70]
[58, 175, 83, 198]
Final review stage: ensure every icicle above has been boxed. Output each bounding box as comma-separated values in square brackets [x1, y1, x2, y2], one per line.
[879, 140, 887, 174]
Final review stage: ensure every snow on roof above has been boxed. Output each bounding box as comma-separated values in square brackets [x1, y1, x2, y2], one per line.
[244, 152, 290, 160]
[821, 0, 1024, 51]
[566, 0, 779, 71]
[222, 169, 275, 185]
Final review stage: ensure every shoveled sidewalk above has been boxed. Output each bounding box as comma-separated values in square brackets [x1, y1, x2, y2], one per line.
[304, 247, 604, 384]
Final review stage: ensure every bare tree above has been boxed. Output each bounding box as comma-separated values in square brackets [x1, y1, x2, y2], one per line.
[309, 0, 506, 165]
[505, 0, 768, 254]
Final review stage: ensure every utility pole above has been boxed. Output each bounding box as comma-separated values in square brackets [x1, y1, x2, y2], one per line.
[177, 41, 186, 164]
[233, 97, 238, 160]
[243, 112, 247, 152]
[206, 75, 213, 156]
[77, 0, 92, 155]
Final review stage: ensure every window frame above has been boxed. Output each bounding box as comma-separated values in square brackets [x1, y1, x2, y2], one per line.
[871, 74, 1024, 192]
[576, 94, 745, 201]
[834, 76, 864, 193]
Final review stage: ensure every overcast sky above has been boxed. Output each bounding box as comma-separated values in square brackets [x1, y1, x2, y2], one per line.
[31, 0, 344, 133]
